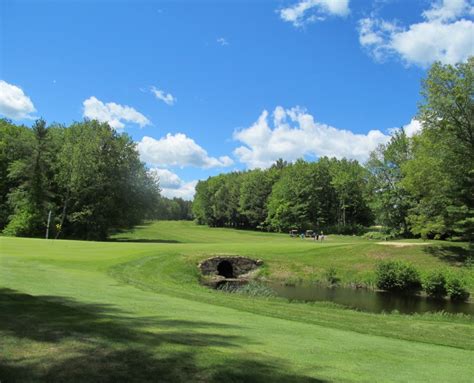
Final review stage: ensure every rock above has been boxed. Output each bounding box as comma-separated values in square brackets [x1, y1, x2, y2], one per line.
[198, 255, 263, 279]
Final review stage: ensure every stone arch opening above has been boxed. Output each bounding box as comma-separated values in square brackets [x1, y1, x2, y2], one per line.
[217, 260, 234, 278]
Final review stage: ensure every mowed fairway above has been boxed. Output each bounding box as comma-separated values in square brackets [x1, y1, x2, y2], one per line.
[1, 221, 473, 382]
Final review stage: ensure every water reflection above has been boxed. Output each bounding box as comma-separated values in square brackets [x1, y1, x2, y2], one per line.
[267, 283, 473, 315]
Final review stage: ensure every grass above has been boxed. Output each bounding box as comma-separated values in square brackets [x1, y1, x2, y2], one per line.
[1, 221, 473, 382]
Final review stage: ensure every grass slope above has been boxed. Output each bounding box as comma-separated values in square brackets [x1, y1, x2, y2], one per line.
[1, 221, 473, 382]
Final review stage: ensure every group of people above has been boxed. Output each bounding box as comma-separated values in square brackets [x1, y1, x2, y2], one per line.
[289, 230, 325, 241]
[310, 231, 324, 241]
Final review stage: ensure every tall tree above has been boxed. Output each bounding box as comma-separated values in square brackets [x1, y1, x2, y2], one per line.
[0, 119, 34, 229]
[366, 130, 413, 235]
[403, 58, 474, 240]
[4, 120, 56, 236]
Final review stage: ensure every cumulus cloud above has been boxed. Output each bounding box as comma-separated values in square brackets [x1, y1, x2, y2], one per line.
[402, 119, 423, 137]
[150, 86, 176, 105]
[279, 0, 350, 27]
[149, 168, 182, 189]
[359, 0, 474, 66]
[83, 96, 150, 130]
[148, 168, 197, 200]
[0, 80, 36, 120]
[423, 0, 474, 21]
[233, 106, 390, 169]
[138, 133, 233, 168]
[388, 119, 423, 137]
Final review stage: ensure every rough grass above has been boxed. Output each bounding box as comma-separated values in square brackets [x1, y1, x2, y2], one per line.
[1, 221, 473, 382]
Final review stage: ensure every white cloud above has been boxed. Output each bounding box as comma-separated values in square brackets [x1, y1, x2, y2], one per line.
[388, 118, 423, 137]
[150, 86, 176, 105]
[149, 168, 182, 188]
[148, 168, 197, 200]
[233, 106, 391, 169]
[403, 119, 423, 137]
[0, 80, 36, 120]
[163, 180, 197, 200]
[83, 96, 150, 130]
[359, 0, 474, 66]
[138, 133, 234, 168]
[423, 0, 474, 22]
[279, 0, 350, 27]
[217, 37, 229, 46]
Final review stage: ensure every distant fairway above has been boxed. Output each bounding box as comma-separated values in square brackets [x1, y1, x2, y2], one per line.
[1, 221, 473, 382]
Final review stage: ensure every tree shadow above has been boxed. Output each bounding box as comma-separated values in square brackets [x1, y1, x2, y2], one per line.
[0, 289, 326, 382]
[0, 288, 242, 346]
[108, 222, 181, 243]
[108, 238, 181, 243]
[423, 245, 473, 266]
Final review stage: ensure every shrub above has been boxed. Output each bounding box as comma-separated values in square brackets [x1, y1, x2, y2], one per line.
[446, 276, 470, 302]
[324, 267, 340, 285]
[324, 224, 367, 235]
[362, 231, 394, 241]
[375, 260, 422, 293]
[423, 272, 447, 299]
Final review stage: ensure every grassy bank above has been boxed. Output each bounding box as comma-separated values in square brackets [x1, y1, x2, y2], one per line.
[1, 221, 473, 382]
[112, 221, 474, 291]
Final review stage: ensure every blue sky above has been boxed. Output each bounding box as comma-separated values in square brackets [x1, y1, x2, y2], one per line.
[1, 0, 473, 199]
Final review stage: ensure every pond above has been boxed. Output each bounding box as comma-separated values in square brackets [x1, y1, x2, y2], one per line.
[267, 283, 474, 315]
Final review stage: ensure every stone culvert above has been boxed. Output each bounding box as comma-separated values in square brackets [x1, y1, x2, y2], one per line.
[198, 256, 263, 286]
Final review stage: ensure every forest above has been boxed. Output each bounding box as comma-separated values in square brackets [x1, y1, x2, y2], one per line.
[0, 119, 191, 240]
[193, 59, 473, 241]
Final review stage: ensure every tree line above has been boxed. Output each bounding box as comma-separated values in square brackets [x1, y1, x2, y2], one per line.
[153, 196, 193, 221]
[0, 119, 191, 240]
[193, 158, 372, 233]
[194, 58, 473, 241]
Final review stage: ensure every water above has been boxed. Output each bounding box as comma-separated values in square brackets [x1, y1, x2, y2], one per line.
[267, 283, 474, 315]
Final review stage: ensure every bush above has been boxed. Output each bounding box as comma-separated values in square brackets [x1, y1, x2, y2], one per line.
[375, 260, 422, 293]
[324, 224, 367, 235]
[362, 231, 395, 241]
[446, 276, 470, 302]
[423, 272, 447, 299]
[324, 267, 340, 285]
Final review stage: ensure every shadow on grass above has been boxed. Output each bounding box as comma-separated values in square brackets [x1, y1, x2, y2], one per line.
[0, 289, 325, 383]
[423, 245, 473, 266]
[108, 222, 182, 244]
[108, 238, 181, 244]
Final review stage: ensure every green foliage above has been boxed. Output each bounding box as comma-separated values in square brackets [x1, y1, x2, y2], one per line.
[239, 169, 275, 228]
[152, 197, 193, 220]
[194, 157, 372, 233]
[375, 260, 422, 293]
[446, 276, 470, 302]
[366, 130, 413, 236]
[3, 119, 56, 237]
[423, 271, 447, 299]
[362, 231, 395, 241]
[324, 267, 340, 285]
[1, 119, 160, 240]
[324, 224, 367, 235]
[404, 58, 474, 241]
[367, 58, 474, 241]
[0, 119, 34, 228]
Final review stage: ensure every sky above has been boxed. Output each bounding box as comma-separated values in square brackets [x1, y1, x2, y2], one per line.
[1, 0, 473, 199]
